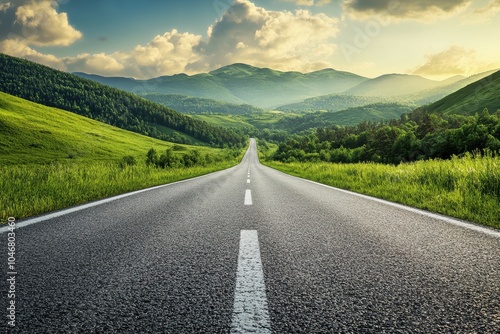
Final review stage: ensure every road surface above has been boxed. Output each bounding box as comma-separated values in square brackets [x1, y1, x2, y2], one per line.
[1, 138, 499, 333]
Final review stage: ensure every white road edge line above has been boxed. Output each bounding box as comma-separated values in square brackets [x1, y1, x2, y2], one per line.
[231, 230, 271, 334]
[0, 169, 232, 234]
[264, 166, 500, 238]
[244, 189, 253, 205]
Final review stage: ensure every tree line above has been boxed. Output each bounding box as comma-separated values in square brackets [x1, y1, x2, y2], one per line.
[272, 107, 500, 164]
[145, 147, 242, 169]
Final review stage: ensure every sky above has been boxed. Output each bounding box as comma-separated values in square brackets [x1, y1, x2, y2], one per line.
[0, 0, 499, 80]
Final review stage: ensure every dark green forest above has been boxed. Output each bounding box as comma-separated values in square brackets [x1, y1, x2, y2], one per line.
[0, 54, 246, 148]
[272, 108, 500, 164]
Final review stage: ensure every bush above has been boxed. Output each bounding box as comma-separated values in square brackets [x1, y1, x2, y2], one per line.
[119, 155, 137, 168]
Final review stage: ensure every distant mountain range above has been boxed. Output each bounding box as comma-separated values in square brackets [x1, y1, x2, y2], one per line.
[277, 70, 498, 113]
[408, 70, 499, 105]
[74, 64, 499, 113]
[74, 63, 368, 108]
[345, 73, 467, 98]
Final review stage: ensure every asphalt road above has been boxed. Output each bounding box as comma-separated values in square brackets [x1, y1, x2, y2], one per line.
[1, 139, 499, 333]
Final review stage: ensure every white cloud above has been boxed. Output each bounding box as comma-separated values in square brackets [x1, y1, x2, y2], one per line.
[192, 0, 339, 73]
[14, 0, 82, 46]
[0, 38, 66, 70]
[1, 0, 340, 77]
[111, 29, 203, 78]
[64, 53, 125, 76]
[0, 0, 81, 46]
[343, 0, 471, 21]
[0, 0, 82, 71]
[412, 46, 499, 78]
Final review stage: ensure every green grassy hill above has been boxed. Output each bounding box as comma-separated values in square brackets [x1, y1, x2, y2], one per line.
[0, 53, 245, 148]
[0, 92, 217, 165]
[192, 114, 257, 132]
[426, 70, 500, 115]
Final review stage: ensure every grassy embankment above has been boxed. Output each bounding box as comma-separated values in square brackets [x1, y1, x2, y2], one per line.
[258, 142, 500, 229]
[0, 92, 244, 222]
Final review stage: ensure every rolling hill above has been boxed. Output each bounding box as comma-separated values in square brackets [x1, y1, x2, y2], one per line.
[74, 72, 247, 105]
[0, 53, 245, 148]
[276, 70, 498, 113]
[270, 103, 414, 132]
[140, 93, 264, 115]
[400, 70, 498, 105]
[75, 63, 369, 108]
[345, 74, 459, 97]
[0, 91, 217, 165]
[276, 94, 394, 113]
[425, 69, 500, 115]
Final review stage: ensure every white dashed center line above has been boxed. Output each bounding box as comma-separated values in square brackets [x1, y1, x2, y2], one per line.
[231, 230, 271, 333]
[244, 189, 252, 205]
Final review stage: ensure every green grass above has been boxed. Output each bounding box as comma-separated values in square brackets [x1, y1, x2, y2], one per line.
[0, 91, 225, 165]
[0, 159, 240, 222]
[262, 152, 500, 229]
[192, 114, 257, 131]
[0, 92, 244, 222]
[428, 69, 500, 116]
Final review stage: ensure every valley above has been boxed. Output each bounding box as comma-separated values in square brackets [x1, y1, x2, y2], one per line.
[1, 53, 499, 227]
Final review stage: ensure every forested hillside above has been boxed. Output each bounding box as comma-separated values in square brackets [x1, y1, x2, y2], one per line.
[272, 108, 500, 164]
[140, 93, 264, 115]
[276, 94, 387, 113]
[0, 54, 245, 148]
[266, 103, 413, 133]
[270, 69, 500, 164]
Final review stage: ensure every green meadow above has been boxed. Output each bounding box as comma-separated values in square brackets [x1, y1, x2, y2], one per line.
[260, 145, 500, 229]
[0, 92, 244, 222]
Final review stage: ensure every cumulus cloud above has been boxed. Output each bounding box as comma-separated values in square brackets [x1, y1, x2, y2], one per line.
[0, 38, 66, 70]
[412, 46, 498, 78]
[0, 0, 83, 71]
[192, 0, 339, 73]
[113, 29, 203, 77]
[0, 0, 81, 46]
[64, 53, 125, 76]
[94, 0, 339, 76]
[1, 0, 339, 78]
[343, 0, 471, 21]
